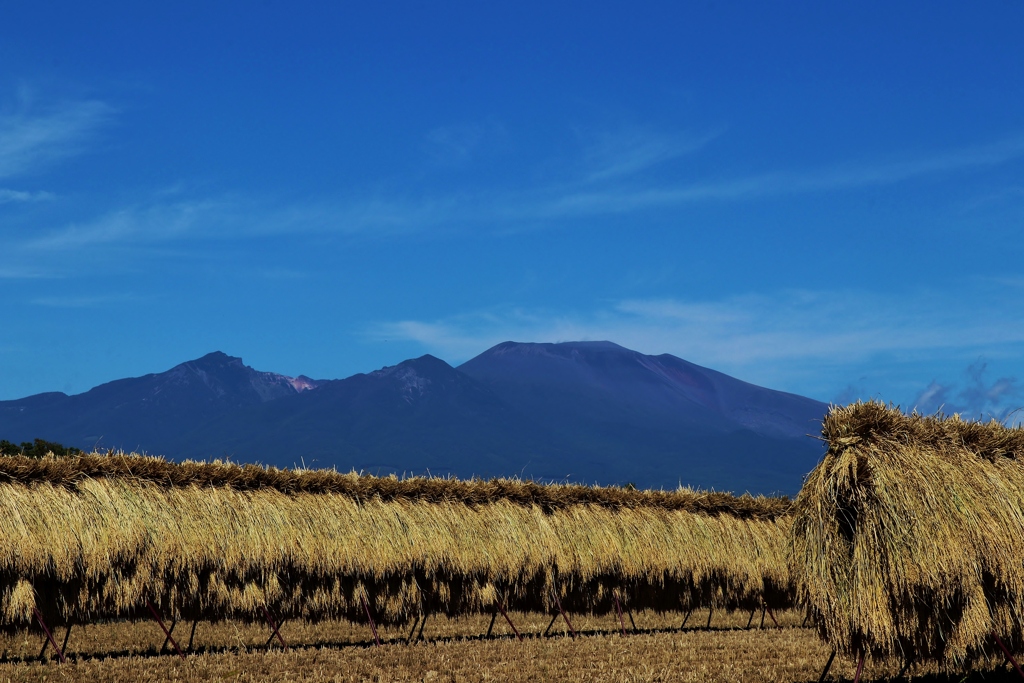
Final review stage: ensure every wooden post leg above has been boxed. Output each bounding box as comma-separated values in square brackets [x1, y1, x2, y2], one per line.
[416, 612, 429, 642]
[60, 624, 73, 658]
[495, 598, 522, 642]
[187, 620, 199, 652]
[406, 615, 421, 644]
[543, 613, 558, 637]
[552, 591, 577, 638]
[360, 593, 381, 647]
[895, 658, 913, 679]
[680, 609, 691, 629]
[160, 618, 177, 654]
[745, 609, 755, 629]
[706, 605, 713, 629]
[766, 608, 780, 628]
[485, 611, 497, 638]
[759, 607, 766, 629]
[801, 612, 810, 627]
[627, 610, 637, 632]
[992, 632, 1024, 679]
[262, 610, 290, 651]
[612, 593, 627, 637]
[144, 598, 186, 661]
[852, 651, 865, 683]
[817, 649, 836, 683]
[33, 609, 66, 664]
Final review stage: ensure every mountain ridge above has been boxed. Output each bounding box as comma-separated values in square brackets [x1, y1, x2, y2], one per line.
[0, 342, 828, 494]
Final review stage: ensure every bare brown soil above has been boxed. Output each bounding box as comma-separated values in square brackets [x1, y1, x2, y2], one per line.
[0, 610, 1015, 682]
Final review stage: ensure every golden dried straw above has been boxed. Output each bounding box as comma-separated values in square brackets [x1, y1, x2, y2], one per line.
[789, 401, 1024, 667]
[0, 453, 793, 628]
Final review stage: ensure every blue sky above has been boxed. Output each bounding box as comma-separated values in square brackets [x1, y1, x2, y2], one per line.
[2, 3, 1024, 421]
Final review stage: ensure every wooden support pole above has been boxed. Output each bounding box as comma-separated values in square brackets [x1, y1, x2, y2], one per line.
[144, 598, 186, 661]
[801, 612, 810, 627]
[765, 607, 780, 628]
[817, 650, 836, 683]
[543, 613, 558, 637]
[992, 632, 1024, 679]
[627, 610, 637, 632]
[745, 609, 755, 629]
[759, 607, 766, 629]
[680, 608, 691, 629]
[406, 615, 421, 644]
[495, 597, 522, 642]
[415, 611, 429, 642]
[263, 619, 287, 648]
[32, 609, 66, 665]
[360, 593, 381, 647]
[706, 605, 713, 629]
[160, 618, 177, 654]
[485, 611, 497, 638]
[612, 593, 627, 637]
[552, 591, 577, 638]
[262, 606, 288, 651]
[852, 651, 865, 683]
[187, 620, 199, 652]
[60, 624, 73, 658]
[895, 658, 913, 679]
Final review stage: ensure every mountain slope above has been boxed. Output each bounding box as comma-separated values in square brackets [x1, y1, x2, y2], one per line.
[0, 343, 828, 494]
[0, 352, 318, 452]
[456, 341, 827, 492]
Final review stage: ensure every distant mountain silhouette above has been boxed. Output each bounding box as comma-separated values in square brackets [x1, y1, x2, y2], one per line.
[0, 342, 828, 494]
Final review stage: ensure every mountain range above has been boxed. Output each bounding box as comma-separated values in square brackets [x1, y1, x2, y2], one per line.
[0, 341, 828, 495]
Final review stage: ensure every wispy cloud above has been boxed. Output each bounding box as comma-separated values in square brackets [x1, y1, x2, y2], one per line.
[0, 264, 55, 279]
[423, 121, 508, 167]
[0, 188, 54, 204]
[0, 97, 114, 179]
[11, 129, 1024, 259]
[578, 127, 721, 182]
[542, 134, 1024, 217]
[23, 198, 236, 251]
[913, 361, 1024, 422]
[369, 284, 1024, 404]
[30, 293, 141, 308]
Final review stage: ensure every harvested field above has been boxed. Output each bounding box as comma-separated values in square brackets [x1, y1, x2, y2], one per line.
[0, 611, 1019, 682]
[0, 453, 793, 632]
[790, 401, 1024, 669]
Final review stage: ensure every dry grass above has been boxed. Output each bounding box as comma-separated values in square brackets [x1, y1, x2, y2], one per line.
[0, 454, 794, 630]
[789, 401, 1024, 668]
[0, 611, 1018, 682]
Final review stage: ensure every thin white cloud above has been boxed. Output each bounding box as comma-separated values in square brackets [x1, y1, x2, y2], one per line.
[423, 121, 508, 167]
[369, 286, 1024, 401]
[10, 130, 1024, 259]
[578, 127, 722, 182]
[0, 98, 114, 179]
[0, 188, 54, 204]
[542, 135, 1024, 217]
[0, 264, 55, 279]
[30, 293, 140, 308]
[22, 198, 240, 251]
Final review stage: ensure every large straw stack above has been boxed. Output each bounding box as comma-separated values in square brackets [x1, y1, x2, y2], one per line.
[0, 453, 792, 629]
[789, 401, 1024, 667]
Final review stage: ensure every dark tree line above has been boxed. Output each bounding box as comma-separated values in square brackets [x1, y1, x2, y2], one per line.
[0, 438, 82, 458]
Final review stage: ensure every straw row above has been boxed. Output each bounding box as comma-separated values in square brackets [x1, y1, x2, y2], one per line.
[0, 453, 794, 628]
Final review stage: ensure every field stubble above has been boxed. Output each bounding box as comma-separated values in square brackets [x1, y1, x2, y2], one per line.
[0, 610, 1017, 683]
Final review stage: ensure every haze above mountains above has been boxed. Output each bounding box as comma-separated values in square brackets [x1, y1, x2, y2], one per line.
[0, 341, 827, 495]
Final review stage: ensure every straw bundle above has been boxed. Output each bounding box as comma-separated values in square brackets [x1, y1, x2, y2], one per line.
[789, 401, 1024, 666]
[0, 453, 793, 629]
